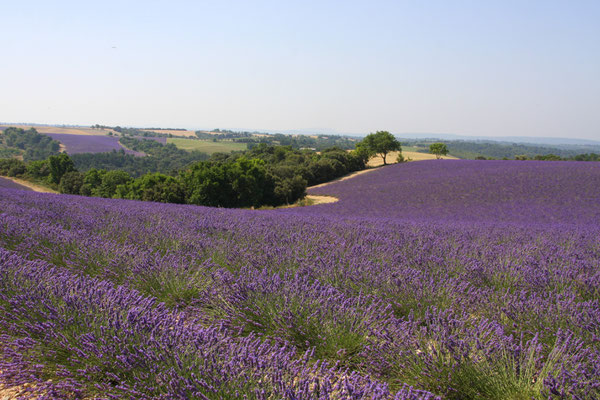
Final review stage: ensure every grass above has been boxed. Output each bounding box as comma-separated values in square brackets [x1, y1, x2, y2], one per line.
[167, 138, 247, 154]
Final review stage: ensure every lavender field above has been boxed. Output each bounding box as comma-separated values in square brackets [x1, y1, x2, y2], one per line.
[0, 177, 31, 191]
[45, 133, 143, 155]
[0, 160, 599, 399]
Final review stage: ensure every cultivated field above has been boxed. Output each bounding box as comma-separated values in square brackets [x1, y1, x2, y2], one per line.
[0, 160, 599, 399]
[0, 125, 111, 136]
[167, 137, 248, 154]
[0, 177, 31, 191]
[45, 133, 141, 155]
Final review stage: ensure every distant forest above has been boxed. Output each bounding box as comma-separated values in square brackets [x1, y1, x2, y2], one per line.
[403, 139, 600, 160]
[195, 129, 359, 151]
[0, 127, 61, 161]
[0, 139, 365, 208]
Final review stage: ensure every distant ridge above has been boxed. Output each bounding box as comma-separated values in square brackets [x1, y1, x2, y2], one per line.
[394, 133, 600, 146]
[3, 121, 598, 146]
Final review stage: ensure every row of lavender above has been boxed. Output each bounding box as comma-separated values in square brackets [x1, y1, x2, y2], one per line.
[1, 160, 599, 398]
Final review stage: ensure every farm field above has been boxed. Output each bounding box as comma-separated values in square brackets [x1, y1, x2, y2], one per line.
[0, 125, 111, 136]
[167, 137, 248, 154]
[46, 133, 142, 155]
[0, 177, 31, 191]
[0, 160, 599, 399]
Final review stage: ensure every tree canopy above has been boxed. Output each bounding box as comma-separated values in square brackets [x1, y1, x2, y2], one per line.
[429, 142, 449, 159]
[356, 131, 401, 165]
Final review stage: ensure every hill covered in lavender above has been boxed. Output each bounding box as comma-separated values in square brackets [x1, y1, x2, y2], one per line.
[45, 133, 143, 156]
[0, 160, 599, 399]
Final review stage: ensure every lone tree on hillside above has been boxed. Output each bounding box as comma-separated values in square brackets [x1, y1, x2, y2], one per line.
[429, 142, 449, 159]
[357, 131, 401, 166]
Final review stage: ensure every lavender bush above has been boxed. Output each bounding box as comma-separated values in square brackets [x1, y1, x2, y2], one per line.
[0, 160, 599, 399]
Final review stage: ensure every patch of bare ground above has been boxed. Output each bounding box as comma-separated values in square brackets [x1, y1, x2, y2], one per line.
[305, 194, 338, 205]
[367, 151, 457, 167]
[0, 378, 38, 400]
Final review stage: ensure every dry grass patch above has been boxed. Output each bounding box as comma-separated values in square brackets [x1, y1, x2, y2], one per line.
[367, 151, 457, 166]
[0, 125, 110, 136]
[305, 195, 338, 205]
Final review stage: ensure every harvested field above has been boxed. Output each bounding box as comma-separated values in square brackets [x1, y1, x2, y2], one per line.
[367, 150, 457, 166]
[167, 138, 247, 154]
[0, 125, 111, 136]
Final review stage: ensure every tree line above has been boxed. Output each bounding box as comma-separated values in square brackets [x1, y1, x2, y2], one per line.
[0, 127, 61, 161]
[195, 129, 360, 151]
[402, 139, 600, 160]
[0, 143, 367, 208]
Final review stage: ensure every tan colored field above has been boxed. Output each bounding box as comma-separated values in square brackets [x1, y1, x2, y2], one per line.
[168, 138, 247, 154]
[305, 194, 338, 205]
[0, 124, 110, 136]
[367, 151, 457, 167]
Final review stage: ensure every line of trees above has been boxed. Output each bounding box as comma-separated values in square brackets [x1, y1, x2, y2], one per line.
[1, 144, 367, 208]
[0, 127, 61, 161]
[513, 153, 600, 161]
[402, 139, 600, 160]
[195, 130, 360, 151]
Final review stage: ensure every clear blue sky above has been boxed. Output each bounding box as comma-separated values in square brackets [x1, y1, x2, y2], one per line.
[1, 0, 599, 139]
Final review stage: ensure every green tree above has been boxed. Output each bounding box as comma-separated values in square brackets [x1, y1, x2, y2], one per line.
[59, 171, 84, 194]
[26, 160, 50, 179]
[181, 157, 275, 208]
[97, 170, 132, 198]
[48, 154, 75, 184]
[357, 131, 401, 165]
[429, 142, 449, 159]
[116, 173, 185, 203]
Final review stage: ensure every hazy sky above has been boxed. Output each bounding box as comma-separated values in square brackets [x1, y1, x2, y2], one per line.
[2, 1, 599, 139]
